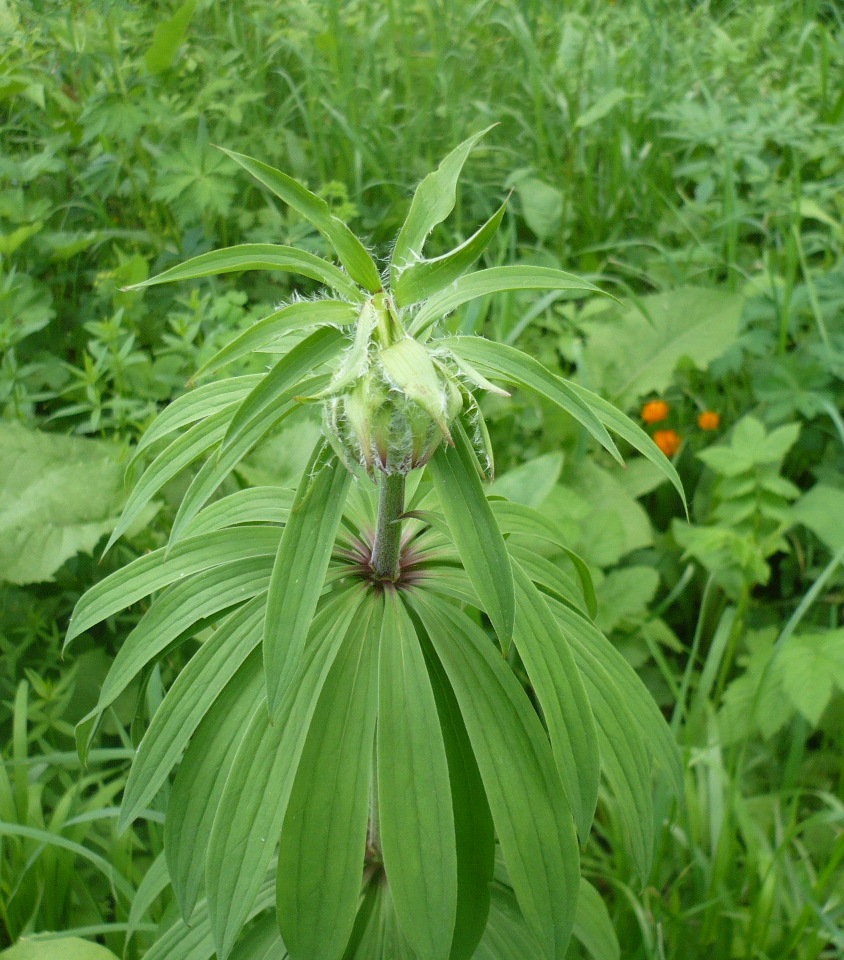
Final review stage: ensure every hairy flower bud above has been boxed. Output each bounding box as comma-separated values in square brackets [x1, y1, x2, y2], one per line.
[321, 300, 464, 476]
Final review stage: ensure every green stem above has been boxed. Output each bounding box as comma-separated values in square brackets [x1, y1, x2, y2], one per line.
[370, 473, 405, 581]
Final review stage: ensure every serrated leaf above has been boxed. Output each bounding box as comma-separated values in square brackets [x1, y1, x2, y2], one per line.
[125, 243, 363, 301]
[428, 420, 514, 647]
[410, 592, 579, 960]
[391, 126, 494, 284]
[119, 599, 264, 829]
[276, 593, 382, 960]
[442, 337, 622, 465]
[393, 199, 507, 308]
[219, 148, 381, 292]
[777, 630, 844, 726]
[378, 593, 457, 960]
[264, 443, 351, 713]
[193, 300, 357, 381]
[579, 287, 743, 407]
[206, 588, 366, 959]
[410, 266, 607, 337]
[0, 423, 125, 585]
[512, 564, 599, 843]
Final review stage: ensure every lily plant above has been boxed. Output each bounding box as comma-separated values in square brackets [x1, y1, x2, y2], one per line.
[66, 128, 685, 960]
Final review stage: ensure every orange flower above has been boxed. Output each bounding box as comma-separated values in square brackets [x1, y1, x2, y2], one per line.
[698, 410, 720, 431]
[653, 429, 682, 457]
[641, 399, 669, 424]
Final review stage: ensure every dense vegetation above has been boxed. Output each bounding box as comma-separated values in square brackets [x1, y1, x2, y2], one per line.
[1, 0, 842, 958]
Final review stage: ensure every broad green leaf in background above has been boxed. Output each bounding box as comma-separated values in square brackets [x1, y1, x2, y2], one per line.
[0, 423, 124, 585]
[792, 484, 844, 553]
[777, 630, 844, 726]
[511, 175, 563, 241]
[579, 287, 743, 408]
[428, 420, 515, 647]
[0, 939, 120, 960]
[144, 0, 198, 73]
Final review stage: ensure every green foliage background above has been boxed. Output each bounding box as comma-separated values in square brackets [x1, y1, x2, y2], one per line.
[1, 0, 843, 958]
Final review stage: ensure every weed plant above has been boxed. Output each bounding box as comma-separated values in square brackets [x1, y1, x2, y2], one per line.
[1, 0, 843, 958]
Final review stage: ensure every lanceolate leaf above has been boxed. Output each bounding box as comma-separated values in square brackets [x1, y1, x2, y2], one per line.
[551, 597, 683, 799]
[263, 443, 352, 713]
[410, 591, 579, 960]
[129, 375, 262, 466]
[492, 500, 597, 618]
[119, 598, 264, 829]
[222, 325, 345, 452]
[547, 597, 656, 877]
[511, 564, 599, 843]
[177, 486, 293, 539]
[193, 299, 358, 381]
[219, 148, 382, 293]
[167, 375, 329, 546]
[391, 126, 494, 284]
[442, 337, 622, 464]
[166, 649, 265, 921]
[143, 869, 277, 960]
[206, 587, 366, 960]
[393, 199, 508, 309]
[276, 592, 383, 960]
[410, 265, 607, 336]
[76, 556, 272, 763]
[428, 420, 514, 647]
[568, 380, 687, 510]
[377, 592, 457, 960]
[65, 527, 281, 646]
[125, 243, 364, 301]
[420, 619, 495, 960]
[106, 406, 232, 552]
[573, 879, 621, 960]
